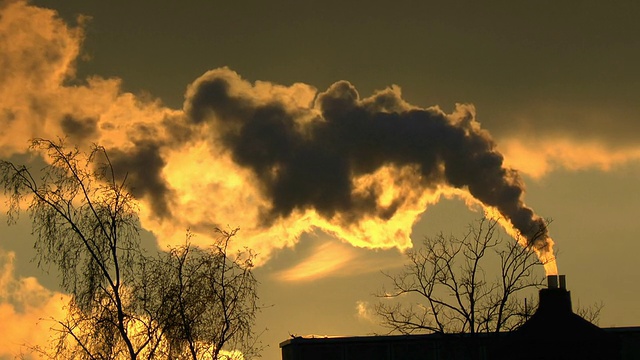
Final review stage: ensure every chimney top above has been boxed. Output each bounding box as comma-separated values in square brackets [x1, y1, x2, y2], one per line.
[559, 274, 566, 289]
[515, 274, 610, 359]
[547, 274, 567, 290]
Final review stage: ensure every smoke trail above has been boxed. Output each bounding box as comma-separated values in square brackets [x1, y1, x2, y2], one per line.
[184, 69, 555, 260]
[0, 0, 556, 270]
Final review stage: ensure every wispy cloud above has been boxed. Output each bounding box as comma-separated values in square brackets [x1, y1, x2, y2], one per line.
[274, 239, 403, 282]
[355, 300, 376, 323]
[275, 242, 354, 282]
[501, 137, 640, 178]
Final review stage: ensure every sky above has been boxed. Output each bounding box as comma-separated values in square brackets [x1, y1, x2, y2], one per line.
[1, 1, 640, 359]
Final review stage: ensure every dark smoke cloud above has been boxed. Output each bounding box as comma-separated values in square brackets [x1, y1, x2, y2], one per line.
[108, 140, 173, 219]
[185, 70, 549, 248]
[61, 115, 98, 140]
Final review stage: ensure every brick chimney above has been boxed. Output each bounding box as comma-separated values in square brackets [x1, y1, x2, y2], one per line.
[537, 274, 572, 315]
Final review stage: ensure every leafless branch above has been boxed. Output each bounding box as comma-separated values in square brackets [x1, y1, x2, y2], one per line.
[375, 217, 545, 335]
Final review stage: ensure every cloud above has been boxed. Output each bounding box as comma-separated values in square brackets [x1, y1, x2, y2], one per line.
[0, 0, 82, 155]
[60, 114, 98, 140]
[273, 236, 405, 282]
[0, 1, 551, 266]
[355, 300, 376, 323]
[183, 68, 554, 262]
[0, 0, 181, 229]
[0, 248, 69, 359]
[109, 140, 175, 219]
[3, 0, 640, 275]
[501, 137, 640, 179]
[275, 242, 355, 282]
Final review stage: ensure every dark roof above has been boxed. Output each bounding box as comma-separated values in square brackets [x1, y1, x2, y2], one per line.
[509, 288, 613, 360]
[517, 288, 603, 337]
[280, 287, 636, 360]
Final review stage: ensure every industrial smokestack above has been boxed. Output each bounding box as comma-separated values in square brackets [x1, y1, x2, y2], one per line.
[547, 274, 567, 289]
[515, 274, 612, 359]
[541, 274, 572, 313]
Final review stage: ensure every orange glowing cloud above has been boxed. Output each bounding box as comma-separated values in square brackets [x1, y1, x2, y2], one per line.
[276, 242, 355, 282]
[0, 0, 178, 155]
[0, 1, 573, 277]
[501, 137, 640, 179]
[274, 239, 404, 282]
[0, 249, 70, 358]
[0, 1, 82, 155]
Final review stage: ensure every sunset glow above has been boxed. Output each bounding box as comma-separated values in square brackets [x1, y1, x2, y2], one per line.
[2, 1, 640, 359]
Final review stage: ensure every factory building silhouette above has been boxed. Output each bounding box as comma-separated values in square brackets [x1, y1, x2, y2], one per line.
[280, 275, 640, 360]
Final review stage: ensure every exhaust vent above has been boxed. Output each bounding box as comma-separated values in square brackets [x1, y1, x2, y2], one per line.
[546, 274, 567, 290]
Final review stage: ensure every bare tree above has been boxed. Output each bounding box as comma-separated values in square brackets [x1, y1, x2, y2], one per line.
[143, 229, 260, 360]
[575, 301, 605, 326]
[1, 139, 260, 360]
[375, 217, 545, 335]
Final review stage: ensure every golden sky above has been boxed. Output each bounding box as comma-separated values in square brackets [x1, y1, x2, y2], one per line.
[1, 1, 640, 359]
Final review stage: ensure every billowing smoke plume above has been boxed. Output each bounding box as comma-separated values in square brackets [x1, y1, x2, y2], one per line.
[183, 69, 553, 255]
[0, 1, 557, 271]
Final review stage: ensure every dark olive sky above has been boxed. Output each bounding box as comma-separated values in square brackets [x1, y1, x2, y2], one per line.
[3, 2, 640, 360]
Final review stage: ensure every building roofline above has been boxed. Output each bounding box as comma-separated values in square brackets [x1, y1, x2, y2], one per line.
[280, 332, 506, 348]
[280, 326, 640, 348]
